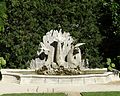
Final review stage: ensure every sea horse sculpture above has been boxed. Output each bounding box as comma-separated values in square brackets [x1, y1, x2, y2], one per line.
[54, 29, 65, 66]
[30, 29, 86, 74]
[67, 43, 85, 68]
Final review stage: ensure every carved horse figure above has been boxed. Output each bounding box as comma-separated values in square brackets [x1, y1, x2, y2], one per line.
[67, 43, 85, 68]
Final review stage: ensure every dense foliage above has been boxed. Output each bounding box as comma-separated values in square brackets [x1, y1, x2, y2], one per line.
[0, 0, 120, 69]
[0, 0, 6, 32]
[98, 0, 120, 69]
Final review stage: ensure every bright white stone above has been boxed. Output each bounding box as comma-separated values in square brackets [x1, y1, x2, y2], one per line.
[30, 29, 86, 70]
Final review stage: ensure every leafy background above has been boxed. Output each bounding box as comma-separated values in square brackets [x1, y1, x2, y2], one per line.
[0, 0, 120, 69]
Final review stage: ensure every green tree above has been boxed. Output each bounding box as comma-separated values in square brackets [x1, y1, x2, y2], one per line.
[98, 0, 120, 69]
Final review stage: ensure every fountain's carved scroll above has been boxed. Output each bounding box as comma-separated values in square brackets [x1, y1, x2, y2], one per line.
[30, 29, 86, 75]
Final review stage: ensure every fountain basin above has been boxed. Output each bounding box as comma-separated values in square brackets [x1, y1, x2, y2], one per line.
[1, 69, 119, 85]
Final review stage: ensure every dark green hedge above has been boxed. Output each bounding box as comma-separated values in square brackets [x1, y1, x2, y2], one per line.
[0, 0, 6, 32]
[0, 0, 103, 68]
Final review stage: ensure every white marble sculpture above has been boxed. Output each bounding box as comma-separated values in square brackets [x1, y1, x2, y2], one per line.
[30, 29, 86, 73]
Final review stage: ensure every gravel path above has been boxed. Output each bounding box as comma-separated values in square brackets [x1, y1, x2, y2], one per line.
[65, 92, 81, 96]
[0, 81, 120, 95]
[107, 81, 120, 85]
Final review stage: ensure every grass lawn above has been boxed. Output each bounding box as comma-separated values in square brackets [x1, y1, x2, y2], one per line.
[1, 93, 66, 96]
[81, 91, 120, 96]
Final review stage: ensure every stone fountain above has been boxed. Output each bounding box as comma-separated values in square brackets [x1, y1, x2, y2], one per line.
[30, 29, 85, 75]
[1, 29, 119, 85]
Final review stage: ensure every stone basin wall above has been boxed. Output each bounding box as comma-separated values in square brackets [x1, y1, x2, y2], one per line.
[1, 69, 119, 85]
